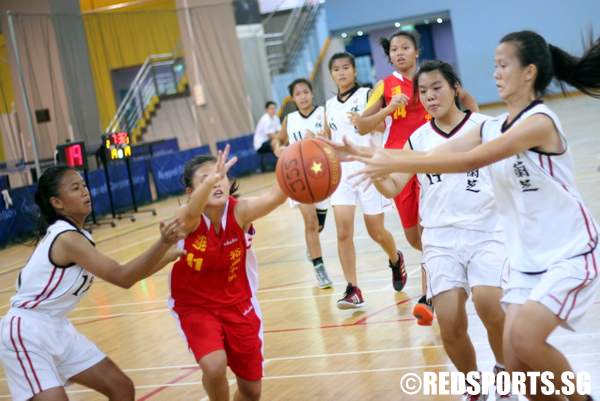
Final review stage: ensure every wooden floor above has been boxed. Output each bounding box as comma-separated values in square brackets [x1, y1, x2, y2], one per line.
[1, 95, 599, 400]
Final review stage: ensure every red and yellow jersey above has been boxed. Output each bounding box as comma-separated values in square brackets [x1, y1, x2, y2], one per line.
[169, 196, 258, 309]
[382, 71, 431, 149]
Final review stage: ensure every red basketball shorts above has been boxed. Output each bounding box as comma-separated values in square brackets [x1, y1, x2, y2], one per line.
[174, 299, 263, 381]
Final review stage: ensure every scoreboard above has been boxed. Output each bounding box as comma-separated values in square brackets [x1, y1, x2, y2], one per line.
[102, 132, 132, 161]
[56, 141, 88, 169]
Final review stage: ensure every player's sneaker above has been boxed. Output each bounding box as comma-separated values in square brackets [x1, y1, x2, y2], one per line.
[462, 376, 485, 401]
[389, 250, 407, 291]
[314, 262, 333, 289]
[493, 365, 518, 400]
[412, 294, 434, 326]
[337, 283, 365, 309]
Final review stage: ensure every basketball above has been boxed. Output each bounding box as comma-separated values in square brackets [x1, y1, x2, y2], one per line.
[276, 138, 341, 203]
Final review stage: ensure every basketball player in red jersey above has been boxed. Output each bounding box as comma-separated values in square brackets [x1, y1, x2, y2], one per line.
[355, 30, 478, 325]
[169, 145, 286, 401]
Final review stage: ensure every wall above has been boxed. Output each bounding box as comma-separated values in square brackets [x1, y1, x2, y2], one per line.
[81, 0, 182, 129]
[237, 24, 273, 123]
[324, 0, 600, 104]
[270, 6, 329, 106]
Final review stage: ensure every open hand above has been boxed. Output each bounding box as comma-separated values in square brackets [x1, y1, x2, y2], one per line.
[159, 218, 185, 244]
[207, 144, 238, 184]
[320, 137, 375, 162]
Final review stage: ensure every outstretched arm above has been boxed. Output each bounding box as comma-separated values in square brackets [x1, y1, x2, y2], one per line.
[54, 219, 184, 289]
[234, 183, 287, 228]
[353, 114, 556, 178]
[176, 145, 238, 233]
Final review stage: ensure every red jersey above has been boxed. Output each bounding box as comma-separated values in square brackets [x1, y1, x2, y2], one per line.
[169, 196, 258, 310]
[383, 71, 431, 149]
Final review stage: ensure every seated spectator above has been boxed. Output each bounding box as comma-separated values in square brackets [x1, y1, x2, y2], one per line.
[253, 101, 280, 172]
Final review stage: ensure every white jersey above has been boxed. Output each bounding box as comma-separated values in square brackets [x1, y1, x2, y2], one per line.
[286, 106, 325, 144]
[409, 111, 501, 232]
[481, 100, 598, 273]
[9, 219, 95, 318]
[326, 86, 383, 148]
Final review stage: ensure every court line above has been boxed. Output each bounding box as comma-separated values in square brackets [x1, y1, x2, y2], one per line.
[3, 349, 596, 399]
[52, 266, 423, 318]
[136, 367, 200, 401]
[0, 330, 598, 384]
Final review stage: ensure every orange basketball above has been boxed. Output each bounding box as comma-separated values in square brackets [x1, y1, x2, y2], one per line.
[276, 138, 341, 204]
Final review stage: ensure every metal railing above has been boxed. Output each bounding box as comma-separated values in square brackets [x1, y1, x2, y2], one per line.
[104, 53, 187, 137]
[264, 0, 322, 75]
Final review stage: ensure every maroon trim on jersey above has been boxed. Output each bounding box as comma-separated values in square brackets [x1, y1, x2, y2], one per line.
[501, 99, 543, 133]
[299, 106, 318, 119]
[479, 120, 487, 140]
[561, 252, 598, 320]
[430, 110, 472, 139]
[527, 112, 568, 156]
[17, 317, 42, 391]
[336, 84, 359, 103]
[9, 316, 36, 394]
[18, 267, 58, 309]
[48, 230, 79, 268]
[537, 153, 598, 254]
[28, 268, 66, 310]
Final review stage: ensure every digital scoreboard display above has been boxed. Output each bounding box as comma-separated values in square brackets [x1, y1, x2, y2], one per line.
[102, 132, 132, 161]
[56, 141, 88, 169]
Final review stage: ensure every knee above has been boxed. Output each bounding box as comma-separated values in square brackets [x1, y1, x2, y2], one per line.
[366, 227, 385, 244]
[201, 360, 228, 383]
[438, 316, 468, 344]
[304, 217, 319, 234]
[404, 230, 422, 250]
[107, 374, 134, 400]
[239, 382, 261, 401]
[473, 293, 505, 328]
[509, 318, 538, 360]
[336, 227, 353, 243]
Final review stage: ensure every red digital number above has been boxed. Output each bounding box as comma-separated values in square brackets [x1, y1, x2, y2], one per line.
[65, 144, 83, 167]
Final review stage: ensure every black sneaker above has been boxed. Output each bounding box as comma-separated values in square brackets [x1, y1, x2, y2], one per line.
[389, 250, 407, 292]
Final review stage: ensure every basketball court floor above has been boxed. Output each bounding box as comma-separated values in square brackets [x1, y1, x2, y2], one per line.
[0, 95, 599, 400]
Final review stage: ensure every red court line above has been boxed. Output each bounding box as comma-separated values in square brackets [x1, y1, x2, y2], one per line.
[136, 367, 200, 401]
[266, 296, 417, 334]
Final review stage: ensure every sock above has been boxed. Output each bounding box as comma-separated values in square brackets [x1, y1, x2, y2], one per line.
[312, 257, 324, 267]
[316, 208, 327, 232]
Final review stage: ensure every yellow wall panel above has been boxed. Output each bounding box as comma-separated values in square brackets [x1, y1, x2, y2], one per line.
[81, 0, 180, 128]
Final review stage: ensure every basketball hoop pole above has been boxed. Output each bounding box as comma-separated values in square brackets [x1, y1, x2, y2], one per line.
[7, 11, 41, 180]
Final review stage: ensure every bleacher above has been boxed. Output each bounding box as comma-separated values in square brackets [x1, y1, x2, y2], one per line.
[0, 133, 274, 247]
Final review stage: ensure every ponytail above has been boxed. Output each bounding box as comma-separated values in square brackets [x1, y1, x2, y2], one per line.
[501, 30, 600, 98]
[549, 39, 600, 98]
[34, 165, 72, 239]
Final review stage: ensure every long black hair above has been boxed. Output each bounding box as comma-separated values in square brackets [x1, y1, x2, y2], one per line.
[34, 165, 73, 238]
[414, 60, 463, 107]
[500, 30, 600, 98]
[182, 154, 239, 196]
[380, 30, 420, 64]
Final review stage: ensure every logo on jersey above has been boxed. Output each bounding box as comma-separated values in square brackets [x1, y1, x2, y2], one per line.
[192, 235, 207, 252]
[466, 170, 481, 193]
[513, 158, 539, 192]
[224, 237, 239, 246]
[228, 247, 242, 282]
[328, 119, 337, 131]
